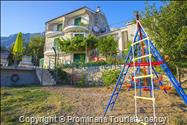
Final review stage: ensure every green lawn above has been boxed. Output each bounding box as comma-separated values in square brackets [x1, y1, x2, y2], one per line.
[1, 86, 72, 125]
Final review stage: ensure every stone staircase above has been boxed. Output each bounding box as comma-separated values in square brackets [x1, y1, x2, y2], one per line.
[36, 67, 56, 86]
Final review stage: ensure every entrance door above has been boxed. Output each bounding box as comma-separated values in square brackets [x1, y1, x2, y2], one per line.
[73, 54, 85, 63]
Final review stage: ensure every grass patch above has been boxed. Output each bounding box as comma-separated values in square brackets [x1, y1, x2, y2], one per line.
[1, 87, 73, 125]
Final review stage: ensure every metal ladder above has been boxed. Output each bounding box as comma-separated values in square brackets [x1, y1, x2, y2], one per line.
[132, 34, 156, 122]
[103, 47, 133, 116]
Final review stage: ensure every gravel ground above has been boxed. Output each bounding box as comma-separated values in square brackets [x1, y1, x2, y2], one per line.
[42, 84, 187, 125]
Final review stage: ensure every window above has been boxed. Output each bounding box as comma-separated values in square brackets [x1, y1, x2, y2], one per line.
[74, 17, 81, 26]
[57, 23, 63, 31]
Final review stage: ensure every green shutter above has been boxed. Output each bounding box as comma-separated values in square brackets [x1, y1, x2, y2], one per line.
[74, 17, 81, 26]
[57, 23, 63, 31]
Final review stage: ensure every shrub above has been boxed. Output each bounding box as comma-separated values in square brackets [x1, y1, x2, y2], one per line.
[102, 69, 120, 86]
[76, 73, 86, 87]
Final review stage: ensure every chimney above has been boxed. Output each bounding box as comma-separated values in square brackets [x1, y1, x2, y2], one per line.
[96, 6, 101, 12]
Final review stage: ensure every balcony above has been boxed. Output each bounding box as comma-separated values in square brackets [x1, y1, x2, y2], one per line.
[45, 31, 64, 38]
[63, 25, 89, 33]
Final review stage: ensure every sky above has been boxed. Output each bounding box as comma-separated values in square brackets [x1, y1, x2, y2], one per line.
[1, 1, 163, 37]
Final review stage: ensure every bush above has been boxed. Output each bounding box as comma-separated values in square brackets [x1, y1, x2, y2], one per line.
[102, 69, 120, 86]
[56, 66, 69, 84]
[122, 42, 132, 56]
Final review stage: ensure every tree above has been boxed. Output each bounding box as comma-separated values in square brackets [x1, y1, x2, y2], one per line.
[23, 42, 31, 56]
[58, 34, 99, 58]
[97, 35, 118, 60]
[84, 34, 98, 50]
[142, 1, 187, 82]
[57, 35, 117, 62]
[7, 44, 15, 66]
[71, 35, 86, 51]
[84, 34, 99, 60]
[58, 36, 85, 53]
[29, 35, 45, 66]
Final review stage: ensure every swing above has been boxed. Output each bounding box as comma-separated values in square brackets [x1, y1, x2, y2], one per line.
[160, 85, 171, 90]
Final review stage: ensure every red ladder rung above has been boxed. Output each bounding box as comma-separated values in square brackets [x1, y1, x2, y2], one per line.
[127, 61, 163, 67]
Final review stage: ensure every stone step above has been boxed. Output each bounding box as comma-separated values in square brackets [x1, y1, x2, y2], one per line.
[36, 68, 56, 86]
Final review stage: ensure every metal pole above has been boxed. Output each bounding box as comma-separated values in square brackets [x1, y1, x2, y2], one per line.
[55, 52, 57, 82]
[41, 64, 44, 85]
[52, 47, 57, 82]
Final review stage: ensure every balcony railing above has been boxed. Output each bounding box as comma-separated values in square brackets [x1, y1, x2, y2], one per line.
[63, 24, 89, 32]
[45, 31, 64, 37]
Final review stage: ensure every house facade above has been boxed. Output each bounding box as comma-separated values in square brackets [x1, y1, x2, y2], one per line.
[99, 22, 136, 57]
[44, 6, 136, 68]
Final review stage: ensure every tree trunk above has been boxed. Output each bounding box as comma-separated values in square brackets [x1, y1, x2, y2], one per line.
[179, 68, 181, 84]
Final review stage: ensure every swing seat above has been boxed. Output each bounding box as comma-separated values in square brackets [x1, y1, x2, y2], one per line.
[160, 86, 171, 90]
[143, 87, 150, 91]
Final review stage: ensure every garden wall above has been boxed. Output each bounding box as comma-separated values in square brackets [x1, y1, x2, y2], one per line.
[1, 66, 40, 86]
[63, 65, 123, 86]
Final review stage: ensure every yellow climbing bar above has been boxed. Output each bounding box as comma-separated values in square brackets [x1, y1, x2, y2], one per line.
[133, 54, 152, 61]
[131, 37, 149, 46]
[134, 74, 153, 79]
[134, 96, 155, 101]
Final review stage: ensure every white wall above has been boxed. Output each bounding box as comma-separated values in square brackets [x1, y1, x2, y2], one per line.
[127, 23, 137, 42]
[67, 14, 89, 26]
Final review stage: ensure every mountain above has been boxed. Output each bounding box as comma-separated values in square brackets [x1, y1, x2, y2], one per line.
[1, 33, 44, 48]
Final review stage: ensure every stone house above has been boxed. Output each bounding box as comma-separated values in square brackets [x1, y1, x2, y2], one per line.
[44, 6, 136, 68]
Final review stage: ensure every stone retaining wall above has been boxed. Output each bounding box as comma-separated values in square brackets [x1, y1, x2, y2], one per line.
[63, 65, 123, 86]
[1, 66, 40, 86]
